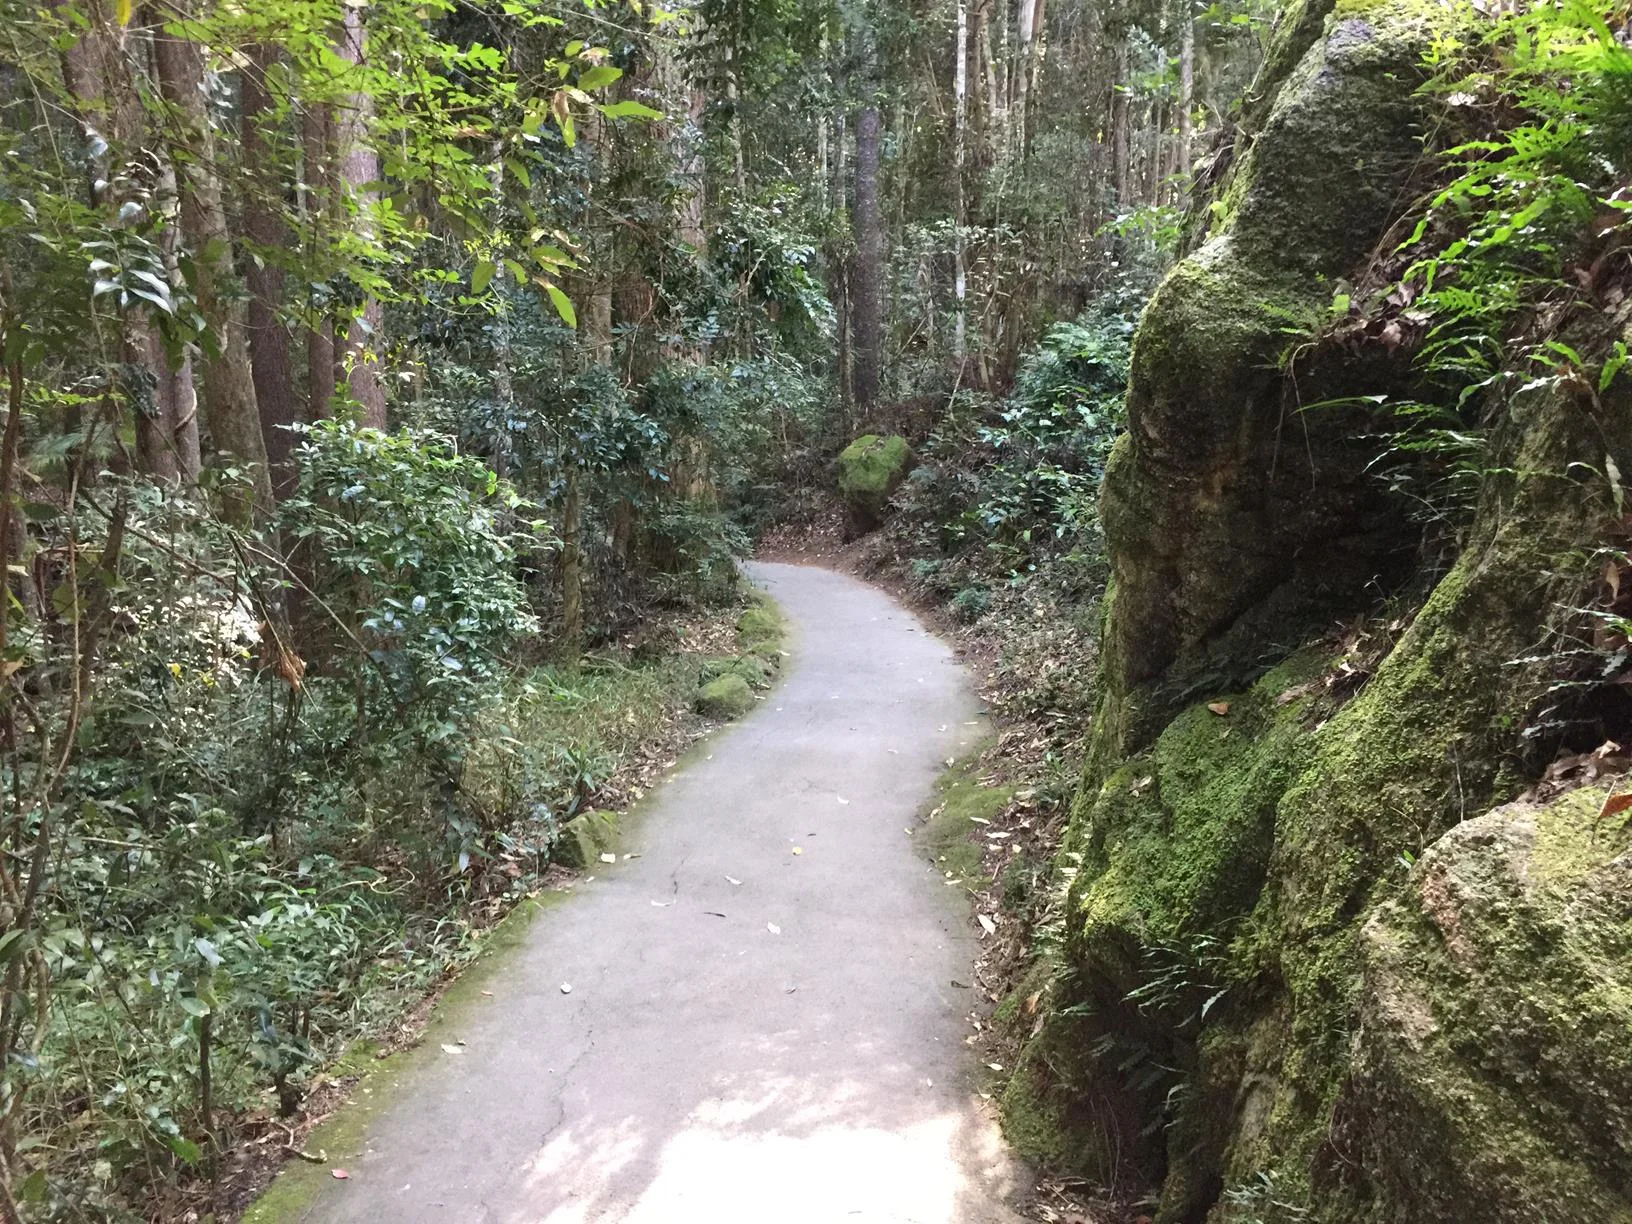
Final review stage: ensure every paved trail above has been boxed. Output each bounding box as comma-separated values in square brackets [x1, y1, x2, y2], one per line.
[285, 562, 1028, 1223]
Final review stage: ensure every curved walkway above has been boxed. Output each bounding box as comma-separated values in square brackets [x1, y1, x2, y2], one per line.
[275, 561, 1028, 1223]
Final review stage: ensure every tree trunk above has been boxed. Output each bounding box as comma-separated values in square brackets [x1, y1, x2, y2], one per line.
[953, 0, 968, 364]
[1178, 1, 1194, 196]
[852, 99, 883, 417]
[302, 101, 337, 420]
[55, 0, 192, 484]
[240, 45, 303, 500]
[151, 0, 269, 507]
[1111, 40, 1131, 209]
[1014, 0, 1036, 154]
[334, 4, 386, 427]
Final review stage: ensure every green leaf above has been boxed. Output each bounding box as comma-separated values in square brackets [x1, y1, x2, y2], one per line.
[177, 995, 212, 1017]
[545, 283, 577, 328]
[471, 261, 496, 294]
[599, 100, 663, 121]
[577, 65, 622, 91]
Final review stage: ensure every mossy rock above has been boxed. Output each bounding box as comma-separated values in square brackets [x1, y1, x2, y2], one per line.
[837, 434, 911, 536]
[552, 808, 619, 869]
[694, 674, 755, 720]
[1335, 788, 1632, 1223]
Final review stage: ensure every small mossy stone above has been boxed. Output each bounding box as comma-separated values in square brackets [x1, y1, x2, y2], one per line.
[837, 434, 912, 536]
[694, 674, 755, 719]
[552, 808, 619, 869]
[737, 604, 781, 645]
[729, 654, 770, 688]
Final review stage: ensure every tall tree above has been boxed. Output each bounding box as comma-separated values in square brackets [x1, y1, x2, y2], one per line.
[334, 3, 386, 426]
[852, 85, 882, 416]
[151, 0, 269, 505]
[953, 0, 968, 363]
[240, 44, 303, 499]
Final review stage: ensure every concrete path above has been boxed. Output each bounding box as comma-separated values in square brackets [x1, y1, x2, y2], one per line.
[284, 562, 1028, 1223]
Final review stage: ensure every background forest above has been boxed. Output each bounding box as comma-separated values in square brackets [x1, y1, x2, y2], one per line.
[4, 0, 1629, 1217]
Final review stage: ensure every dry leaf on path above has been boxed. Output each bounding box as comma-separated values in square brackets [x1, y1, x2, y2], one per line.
[598, 852, 617, 864]
[766, 922, 781, 935]
[331, 1169, 349, 1180]
[725, 875, 742, 886]
[1207, 701, 1231, 716]
[440, 1043, 464, 1055]
[977, 914, 998, 936]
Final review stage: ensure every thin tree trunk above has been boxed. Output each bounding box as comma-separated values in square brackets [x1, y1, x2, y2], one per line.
[334, 5, 386, 427]
[151, 0, 267, 506]
[1178, 1, 1194, 195]
[852, 97, 883, 416]
[1111, 40, 1131, 209]
[1014, 0, 1036, 154]
[302, 101, 337, 419]
[56, 0, 190, 483]
[977, 0, 1001, 154]
[953, 0, 968, 363]
[725, 47, 745, 195]
[241, 45, 303, 499]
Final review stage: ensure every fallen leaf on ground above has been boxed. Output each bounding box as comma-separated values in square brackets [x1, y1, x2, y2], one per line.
[836, 795, 850, 805]
[1207, 701, 1231, 716]
[977, 914, 998, 936]
[766, 922, 781, 935]
[598, 852, 617, 864]
[440, 1043, 464, 1055]
[560, 983, 573, 994]
[987, 1062, 1004, 1071]
[725, 875, 742, 885]
[331, 1169, 349, 1180]
[651, 899, 674, 907]
[1600, 790, 1632, 821]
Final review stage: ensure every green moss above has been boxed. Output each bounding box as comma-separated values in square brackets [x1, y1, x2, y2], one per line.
[552, 807, 620, 868]
[694, 674, 755, 719]
[914, 758, 1014, 885]
[837, 434, 911, 497]
[837, 435, 912, 533]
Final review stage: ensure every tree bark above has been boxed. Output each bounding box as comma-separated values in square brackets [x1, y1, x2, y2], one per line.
[852, 98, 882, 416]
[151, 0, 268, 506]
[55, 0, 192, 484]
[1111, 39, 1131, 209]
[302, 101, 337, 420]
[1178, 0, 1194, 197]
[240, 45, 303, 500]
[953, 0, 968, 363]
[334, 3, 386, 427]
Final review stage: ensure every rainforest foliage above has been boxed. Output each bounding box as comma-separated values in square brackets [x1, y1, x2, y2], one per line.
[1, 0, 1628, 1217]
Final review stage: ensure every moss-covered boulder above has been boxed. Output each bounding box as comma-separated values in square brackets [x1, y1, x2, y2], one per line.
[694, 674, 754, 719]
[837, 434, 911, 537]
[1339, 789, 1632, 1223]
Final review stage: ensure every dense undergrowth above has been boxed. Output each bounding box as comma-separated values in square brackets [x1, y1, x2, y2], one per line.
[11, 414, 761, 1220]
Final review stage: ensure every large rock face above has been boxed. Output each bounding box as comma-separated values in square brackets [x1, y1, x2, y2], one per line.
[1001, 0, 1632, 1218]
[1098, 0, 1439, 752]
